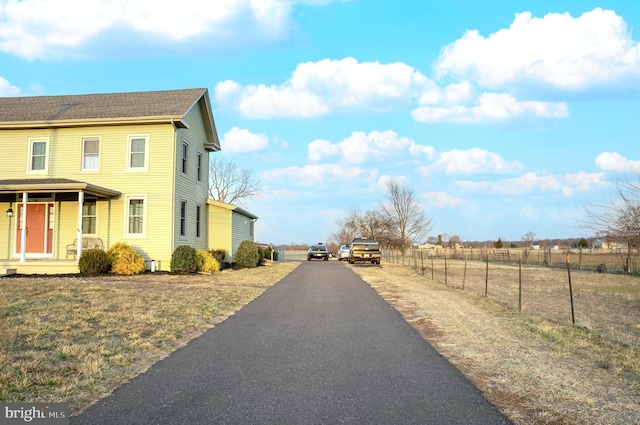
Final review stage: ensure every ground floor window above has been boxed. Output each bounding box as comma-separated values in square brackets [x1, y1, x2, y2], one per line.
[127, 197, 145, 235]
[82, 200, 97, 234]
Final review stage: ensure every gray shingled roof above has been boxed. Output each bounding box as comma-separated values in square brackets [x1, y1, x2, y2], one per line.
[0, 88, 208, 122]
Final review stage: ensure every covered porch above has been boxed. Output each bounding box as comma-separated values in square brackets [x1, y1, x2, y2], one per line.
[0, 178, 120, 275]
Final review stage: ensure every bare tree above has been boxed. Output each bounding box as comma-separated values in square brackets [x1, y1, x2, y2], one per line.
[209, 156, 260, 206]
[584, 174, 640, 273]
[379, 178, 432, 249]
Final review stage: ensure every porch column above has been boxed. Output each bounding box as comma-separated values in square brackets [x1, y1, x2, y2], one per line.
[19, 192, 27, 262]
[76, 191, 84, 262]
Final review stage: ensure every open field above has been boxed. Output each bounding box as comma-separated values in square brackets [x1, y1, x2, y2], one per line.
[385, 250, 640, 347]
[0, 263, 298, 414]
[401, 247, 640, 275]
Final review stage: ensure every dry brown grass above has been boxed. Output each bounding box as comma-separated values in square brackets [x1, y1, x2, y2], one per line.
[0, 263, 298, 414]
[351, 262, 640, 425]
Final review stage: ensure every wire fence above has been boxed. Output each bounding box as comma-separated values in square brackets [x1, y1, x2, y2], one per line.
[382, 248, 640, 347]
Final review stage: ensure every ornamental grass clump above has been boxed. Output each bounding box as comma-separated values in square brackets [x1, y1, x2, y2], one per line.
[107, 242, 146, 275]
[170, 245, 198, 273]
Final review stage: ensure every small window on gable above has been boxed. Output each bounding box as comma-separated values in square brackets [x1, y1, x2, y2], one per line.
[127, 135, 148, 171]
[182, 142, 188, 174]
[29, 139, 48, 173]
[82, 137, 100, 171]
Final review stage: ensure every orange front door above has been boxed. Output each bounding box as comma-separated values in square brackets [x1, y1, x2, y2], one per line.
[16, 204, 53, 254]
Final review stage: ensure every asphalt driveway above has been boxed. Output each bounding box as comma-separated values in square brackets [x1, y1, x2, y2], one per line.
[71, 261, 512, 424]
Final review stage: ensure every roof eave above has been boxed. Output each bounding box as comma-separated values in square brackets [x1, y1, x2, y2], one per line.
[0, 116, 188, 130]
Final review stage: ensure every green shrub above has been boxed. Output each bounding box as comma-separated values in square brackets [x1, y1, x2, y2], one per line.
[170, 245, 198, 273]
[78, 249, 111, 275]
[272, 248, 279, 261]
[107, 242, 146, 276]
[196, 250, 220, 274]
[209, 249, 227, 265]
[235, 240, 259, 269]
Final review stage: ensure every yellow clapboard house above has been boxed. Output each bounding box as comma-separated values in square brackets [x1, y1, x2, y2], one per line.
[0, 88, 257, 274]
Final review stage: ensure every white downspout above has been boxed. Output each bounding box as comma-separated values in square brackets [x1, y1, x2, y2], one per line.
[76, 191, 84, 262]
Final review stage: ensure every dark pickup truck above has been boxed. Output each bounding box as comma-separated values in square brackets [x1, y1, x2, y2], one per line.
[348, 237, 381, 264]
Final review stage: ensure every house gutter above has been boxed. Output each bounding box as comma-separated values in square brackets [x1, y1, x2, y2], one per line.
[0, 116, 189, 130]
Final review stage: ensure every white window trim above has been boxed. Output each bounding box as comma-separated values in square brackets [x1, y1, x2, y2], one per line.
[126, 134, 149, 172]
[27, 138, 49, 174]
[197, 152, 203, 182]
[125, 195, 147, 238]
[81, 136, 101, 172]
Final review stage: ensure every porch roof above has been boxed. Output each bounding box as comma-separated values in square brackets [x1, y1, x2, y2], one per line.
[0, 178, 121, 199]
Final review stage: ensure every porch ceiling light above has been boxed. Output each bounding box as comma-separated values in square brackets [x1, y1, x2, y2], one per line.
[6, 208, 13, 217]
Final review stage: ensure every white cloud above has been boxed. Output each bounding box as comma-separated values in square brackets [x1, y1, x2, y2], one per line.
[456, 171, 606, 196]
[0, 77, 20, 96]
[0, 0, 327, 59]
[261, 163, 376, 188]
[420, 148, 523, 176]
[595, 152, 640, 172]
[220, 127, 269, 153]
[434, 8, 640, 90]
[412, 90, 568, 123]
[215, 57, 433, 118]
[422, 191, 464, 208]
[308, 130, 435, 164]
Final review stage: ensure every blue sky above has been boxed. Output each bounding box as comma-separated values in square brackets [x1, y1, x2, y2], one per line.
[2, 0, 640, 246]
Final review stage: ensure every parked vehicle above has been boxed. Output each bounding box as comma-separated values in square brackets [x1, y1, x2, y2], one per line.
[348, 237, 381, 264]
[338, 245, 351, 261]
[307, 243, 330, 261]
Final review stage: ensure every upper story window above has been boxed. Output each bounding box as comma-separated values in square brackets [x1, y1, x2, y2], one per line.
[82, 137, 100, 171]
[197, 152, 203, 181]
[28, 139, 49, 173]
[181, 142, 188, 174]
[127, 135, 148, 171]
